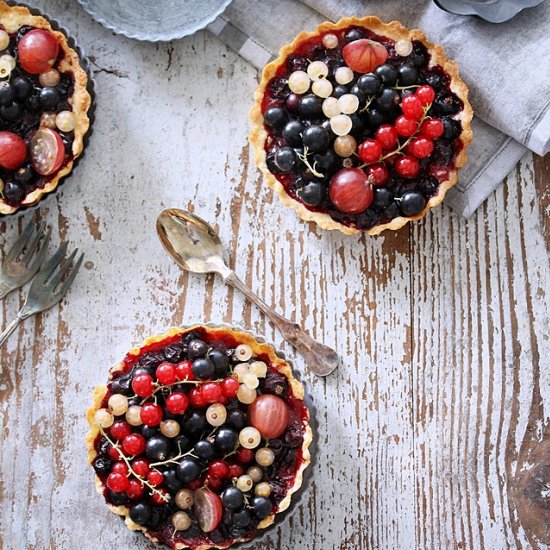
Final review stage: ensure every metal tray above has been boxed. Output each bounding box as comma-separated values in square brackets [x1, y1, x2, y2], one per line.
[434, 0, 545, 23]
[76, 0, 233, 42]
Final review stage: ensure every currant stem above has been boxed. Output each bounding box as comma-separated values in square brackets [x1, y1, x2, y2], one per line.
[360, 95, 375, 113]
[150, 448, 198, 467]
[297, 146, 324, 178]
[99, 428, 170, 502]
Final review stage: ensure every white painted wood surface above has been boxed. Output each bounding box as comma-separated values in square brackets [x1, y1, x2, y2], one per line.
[1, 1, 549, 549]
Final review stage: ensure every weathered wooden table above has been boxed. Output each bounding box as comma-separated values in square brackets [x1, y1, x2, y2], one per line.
[1, 1, 549, 549]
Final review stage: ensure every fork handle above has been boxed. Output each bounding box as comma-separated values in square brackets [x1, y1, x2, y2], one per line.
[0, 283, 11, 301]
[0, 317, 21, 349]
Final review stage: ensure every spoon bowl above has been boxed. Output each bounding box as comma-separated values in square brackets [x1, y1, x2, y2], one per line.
[156, 209, 230, 277]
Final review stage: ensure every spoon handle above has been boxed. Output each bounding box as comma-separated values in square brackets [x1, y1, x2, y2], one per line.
[224, 271, 339, 376]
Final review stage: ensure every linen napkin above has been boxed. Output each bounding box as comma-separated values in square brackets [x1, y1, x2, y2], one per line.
[208, 0, 549, 217]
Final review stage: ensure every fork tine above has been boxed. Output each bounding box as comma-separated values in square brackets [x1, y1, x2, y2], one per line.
[38, 242, 68, 280]
[49, 248, 78, 289]
[27, 227, 51, 274]
[5, 219, 35, 262]
[57, 253, 84, 297]
[22, 222, 46, 265]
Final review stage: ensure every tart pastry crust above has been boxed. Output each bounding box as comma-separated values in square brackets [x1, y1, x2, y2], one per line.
[86, 325, 313, 550]
[0, 1, 91, 215]
[249, 16, 473, 235]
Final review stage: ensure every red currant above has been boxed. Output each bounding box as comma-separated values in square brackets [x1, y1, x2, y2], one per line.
[126, 478, 144, 500]
[420, 118, 444, 139]
[206, 475, 223, 490]
[221, 377, 240, 398]
[228, 463, 245, 479]
[131, 373, 154, 397]
[409, 137, 434, 159]
[165, 391, 189, 414]
[329, 168, 374, 214]
[365, 163, 389, 186]
[156, 362, 176, 385]
[111, 461, 129, 476]
[209, 460, 230, 479]
[189, 386, 207, 408]
[401, 95, 424, 120]
[110, 420, 132, 441]
[374, 125, 398, 150]
[108, 446, 122, 461]
[236, 447, 255, 464]
[218, 393, 228, 405]
[147, 469, 164, 487]
[415, 85, 435, 106]
[394, 116, 417, 137]
[152, 488, 170, 505]
[357, 138, 382, 163]
[106, 472, 129, 492]
[121, 433, 146, 456]
[175, 361, 194, 381]
[131, 458, 150, 477]
[140, 403, 163, 426]
[201, 382, 222, 404]
[395, 156, 420, 178]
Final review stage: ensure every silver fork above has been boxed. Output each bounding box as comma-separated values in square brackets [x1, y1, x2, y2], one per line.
[0, 219, 51, 300]
[0, 243, 84, 349]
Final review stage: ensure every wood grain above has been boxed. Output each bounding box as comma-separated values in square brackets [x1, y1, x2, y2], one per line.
[1, 2, 549, 549]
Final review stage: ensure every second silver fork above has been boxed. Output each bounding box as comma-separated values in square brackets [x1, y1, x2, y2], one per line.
[0, 242, 83, 349]
[0, 219, 50, 300]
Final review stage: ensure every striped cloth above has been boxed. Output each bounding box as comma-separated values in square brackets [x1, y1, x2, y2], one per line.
[208, 0, 549, 217]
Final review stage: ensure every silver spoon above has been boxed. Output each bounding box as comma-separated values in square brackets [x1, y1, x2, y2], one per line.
[156, 208, 340, 377]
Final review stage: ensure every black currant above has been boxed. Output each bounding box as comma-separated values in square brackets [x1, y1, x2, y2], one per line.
[194, 439, 216, 460]
[192, 357, 215, 380]
[251, 496, 273, 519]
[188, 339, 208, 359]
[282, 120, 304, 147]
[356, 74, 381, 96]
[208, 349, 229, 378]
[302, 125, 329, 153]
[12, 76, 32, 100]
[263, 106, 287, 129]
[274, 147, 297, 172]
[372, 187, 394, 210]
[129, 503, 151, 525]
[214, 427, 238, 453]
[376, 88, 400, 111]
[177, 458, 202, 483]
[3, 181, 24, 204]
[92, 457, 113, 476]
[163, 469, 184, 492]
[0, 102, 21, 122]
[397, 65, 419, 86]
[145, 436, 170, 462]
[400, 191, 426, 216]
[183, 411, 208, 438]
[344, 28, 364, 42]
[39, 87, 59, 109]
[297, 181, 324, 207]
[332, 84, 349, 99]
[299, 94, 323, 119]
[374, 64, 398, 86]
[225, 409, 247, 431]
[233, 509, 251, 528]
[221, 487, 245, 511]
[0, 82, 14, 106]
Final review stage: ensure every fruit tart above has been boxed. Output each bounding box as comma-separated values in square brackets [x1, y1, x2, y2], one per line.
[250, 16, 473, 235]
[86, 326, 313, 550]
[0, 1, 91, 215]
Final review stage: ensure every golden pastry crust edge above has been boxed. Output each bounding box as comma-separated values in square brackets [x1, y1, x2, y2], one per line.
[85, 325, 313, 550]
[249, 15, 474, 236]
[0, 1, 91, 215]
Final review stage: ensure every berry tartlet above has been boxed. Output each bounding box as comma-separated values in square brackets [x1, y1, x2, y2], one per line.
[86, 326, 312, 550]
[250, 16, 473, 235]
[0, 1, 91, 215]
